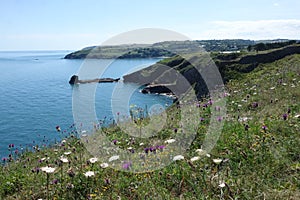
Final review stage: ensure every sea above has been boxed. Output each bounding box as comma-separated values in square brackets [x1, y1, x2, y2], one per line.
[0, 51, 173, 158]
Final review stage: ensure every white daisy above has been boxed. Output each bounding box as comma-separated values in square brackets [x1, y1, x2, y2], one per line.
[89, 157, 98, 164]
[100, 163, 109, 168]
[219, 182, 226, 188]
[213, 158, 222, 164]
[60, 157, 69, 163]
[190, 156, 200, 162]
[84, 171, 95, 177]
[173, 155, 184, 161]
[165, 139, 176, 144]
[41, 166, 56, 173]
[108, 155, 120, 162]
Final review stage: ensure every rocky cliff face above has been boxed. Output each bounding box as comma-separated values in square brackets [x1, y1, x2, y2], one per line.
[123, 45, 300, 98]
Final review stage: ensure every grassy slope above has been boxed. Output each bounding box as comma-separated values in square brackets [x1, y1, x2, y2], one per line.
[1, 54, 300, 199]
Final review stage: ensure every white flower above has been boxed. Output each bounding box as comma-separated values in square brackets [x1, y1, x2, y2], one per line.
[165, 139, 176, 144]
[127, 147, 133, 150]
[213, 158, 223, 164]
[190, 156, 200, 162]
[206, 154, 211, 158]
[61, 140, 66, 144]
[108, 155, 119, 162]
[89, 157, 98, 164]
[173, 155, 184, 161]
[100, 163, 109, 168]
[219, 182, 226, 188]
[295, 114, 300, 118]
[196, 149, 205, 155]
[139, 143, 144, 146]
[84, 171, 95, 177]
[270, 87, 276, 90]
[41, 166, 56, 173]
[60, 157, 69, 163]
[64, 151, 71, 155]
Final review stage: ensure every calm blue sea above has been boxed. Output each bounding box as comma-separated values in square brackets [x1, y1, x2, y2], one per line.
[0, 51, 172, 158]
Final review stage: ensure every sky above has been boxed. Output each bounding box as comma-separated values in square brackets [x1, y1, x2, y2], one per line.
[0, 0, 300, 50]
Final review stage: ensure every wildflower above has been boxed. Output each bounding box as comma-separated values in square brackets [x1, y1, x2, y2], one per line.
[217, 116, 222, 122]
[219, 182, 226, 188]
[100, 163, 109, 168]
[157, 145, 165, 151]
[41, 166, 56, 173]
[174, 128, 178, 133]
[56, 126, 61, 132]
[89, 157, 98, 164]
[84, 171, 95, 177]
[282, 113, 288, 120]
[173, 155, 184, 161]
[122, 162, 132, 170]
[252, 102, 259, 108]
[144, 148, 149, 154]
[206, 154, 211, 158]
[287, 108, 291, 114]
[213, 158, 222, 165]
[196, 149, 205, 155]
[108, 155, 119, 162]
[190, 156, 200, 162]
[200, 117, 205, 122]
[295, 114, 300, 118]
[60, 157, 69, 163]
[262, 125, 267, 132]
[165, 139, 176, 144]
[52, 179, 59, 184]
[112, 139, 118, 145]
[139, 143, 144, 146]
[64, 151, 71, 155]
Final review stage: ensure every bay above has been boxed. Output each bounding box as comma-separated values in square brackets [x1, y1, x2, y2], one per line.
[0, 51, 172, 158]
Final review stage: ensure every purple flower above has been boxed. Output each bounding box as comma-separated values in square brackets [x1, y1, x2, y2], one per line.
[200, 117, 205, 122]
[157, 145, 165, 152]
[252, 102, 259, 108]
[112, 140, 118, 145]
[52, 179, 59, 184]
[122, 162, 131, 170]
[150, 147, 156, 153]
[215, 106, 221, 111]
[282, 113, 288, 120]
[217, 116, 222, 122]
[287, 108, 291, 114]
[144, 148, 149, 154]
[174, 128, 178, 133]
[262, 125, 267, 132]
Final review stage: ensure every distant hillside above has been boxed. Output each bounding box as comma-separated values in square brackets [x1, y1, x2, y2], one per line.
[64, 39, 256, 59]
[123, 44, 300, 98]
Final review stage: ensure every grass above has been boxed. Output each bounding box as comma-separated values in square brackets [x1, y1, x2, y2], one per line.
[1, 54, 300, 199]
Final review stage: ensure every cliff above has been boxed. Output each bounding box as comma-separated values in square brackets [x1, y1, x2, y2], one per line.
[123, 44, 300, 98]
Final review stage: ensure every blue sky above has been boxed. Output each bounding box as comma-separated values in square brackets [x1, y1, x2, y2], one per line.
[1, 0, 300, 50]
